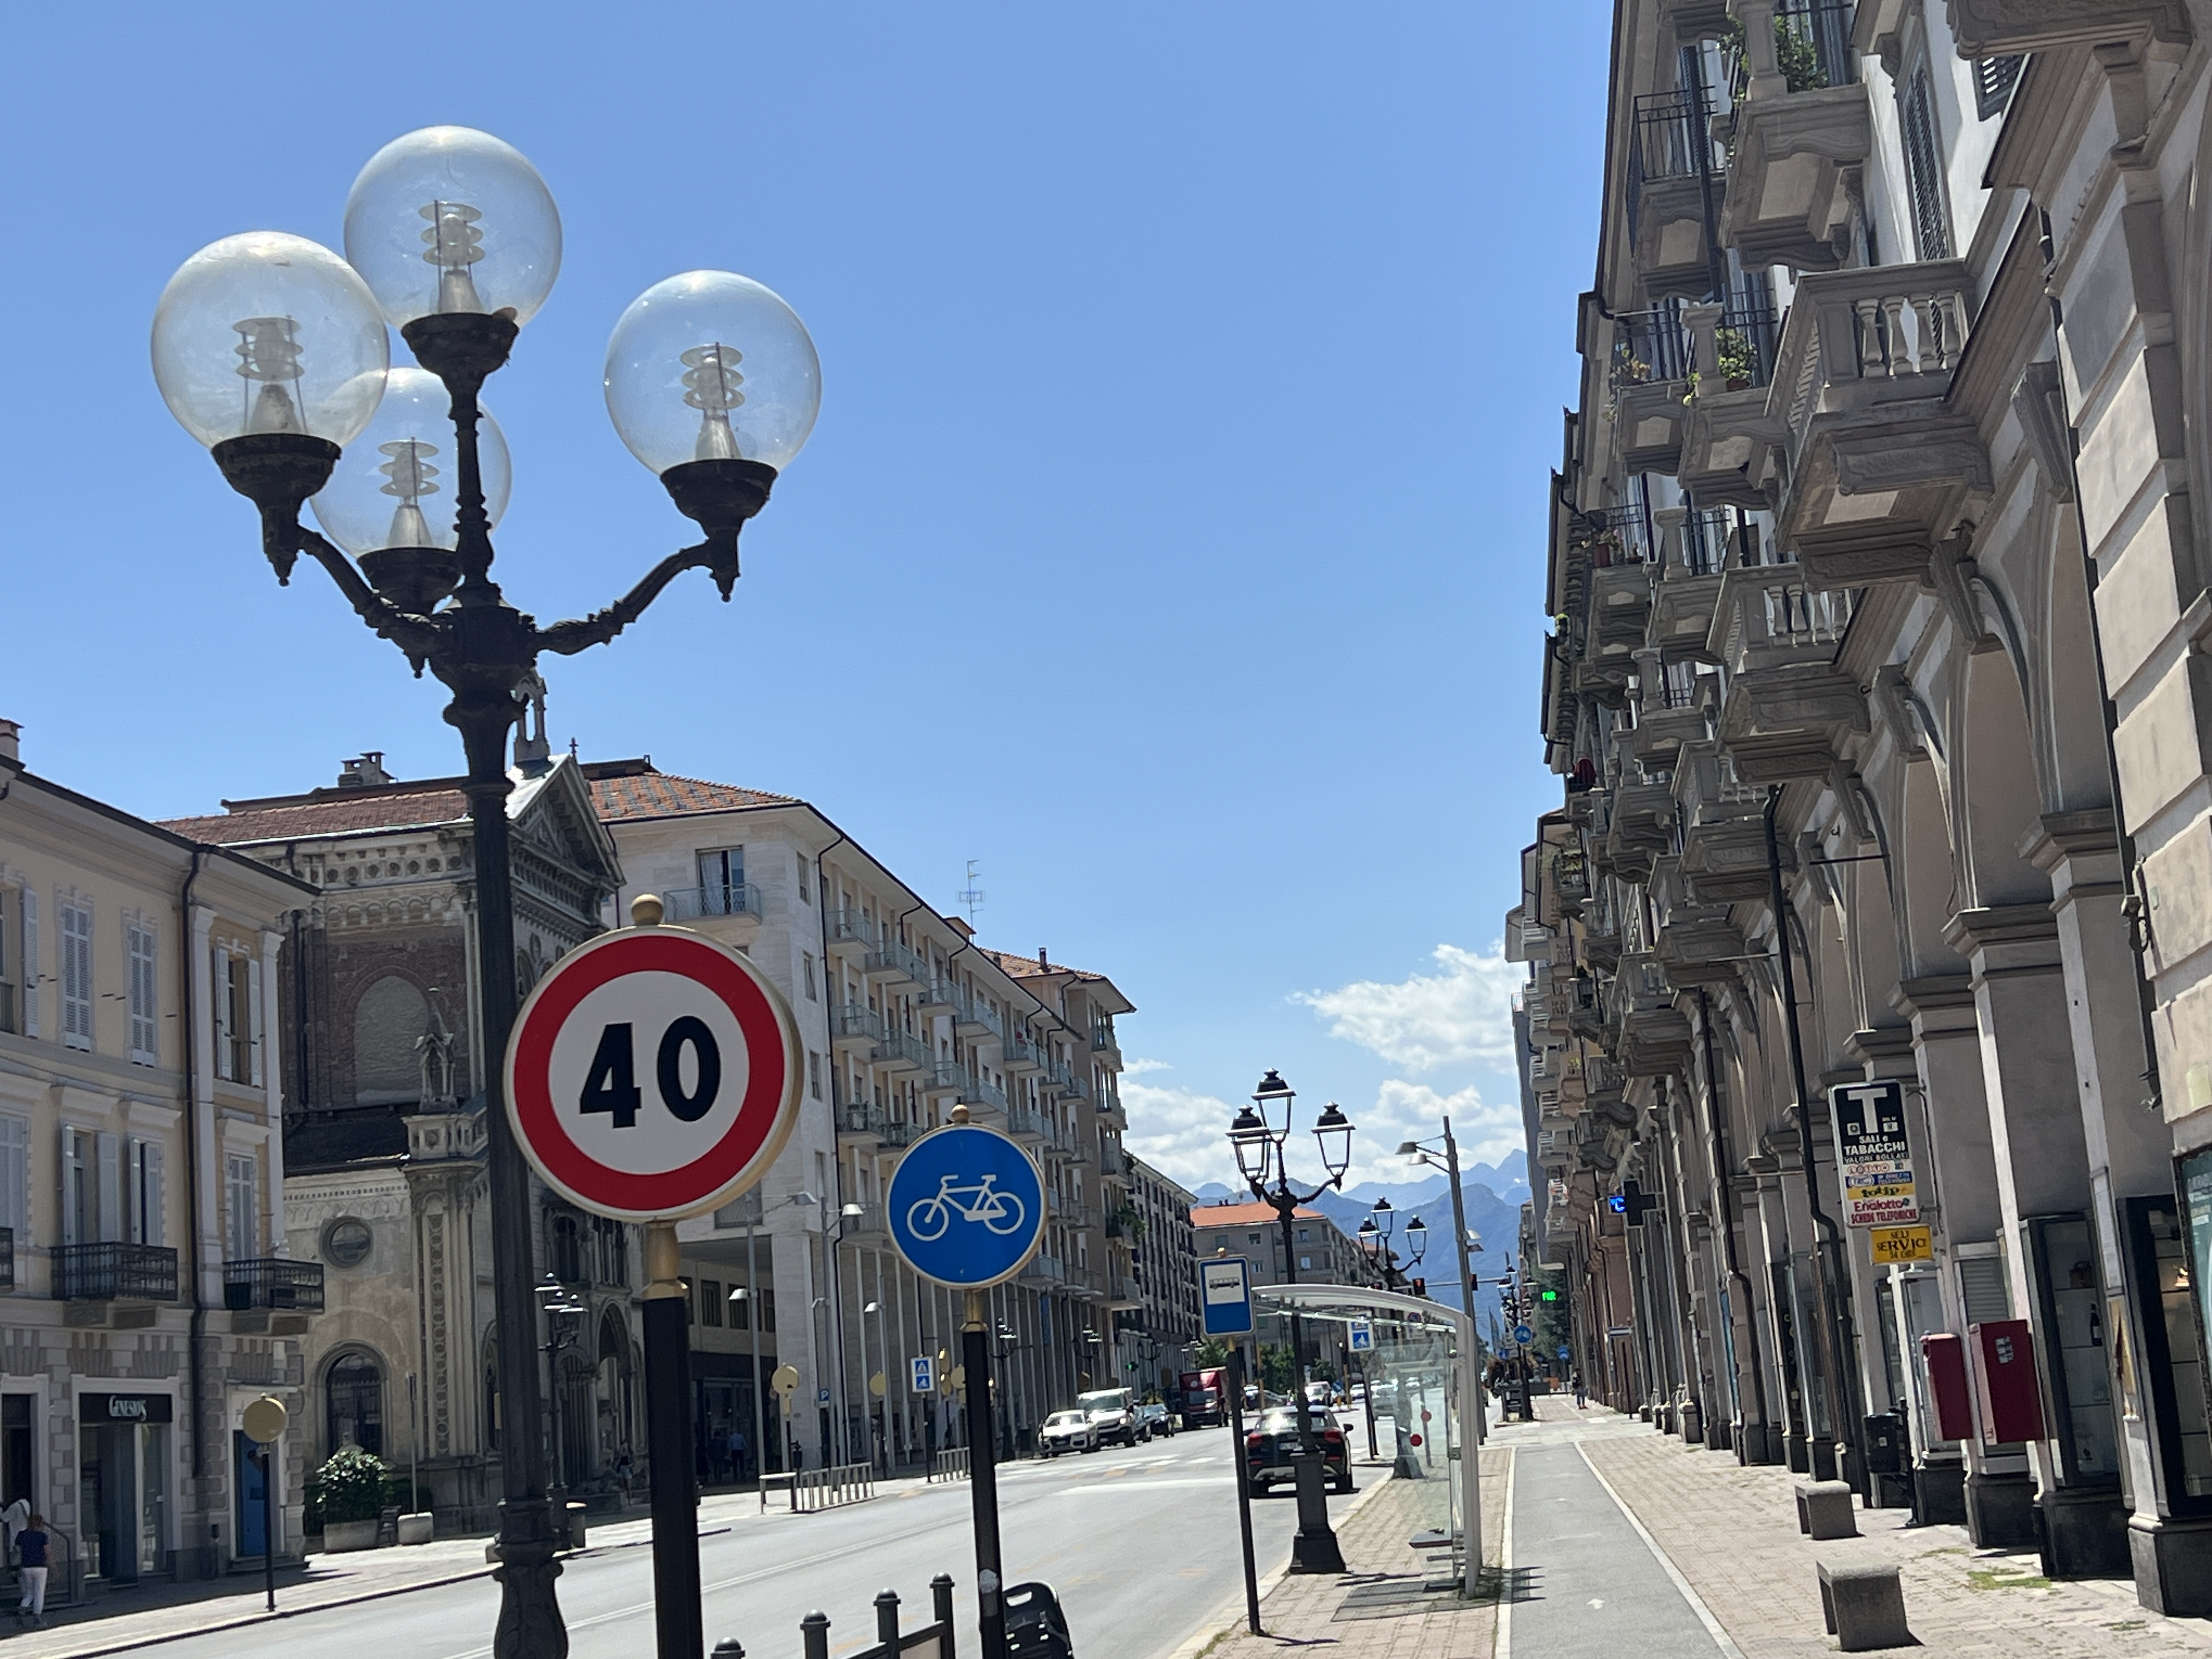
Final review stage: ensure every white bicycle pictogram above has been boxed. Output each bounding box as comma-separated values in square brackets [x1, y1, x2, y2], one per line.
[906, 1173, 1028, 1242]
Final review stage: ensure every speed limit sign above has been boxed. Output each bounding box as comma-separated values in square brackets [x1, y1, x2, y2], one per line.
[505, 919, 802, 1220]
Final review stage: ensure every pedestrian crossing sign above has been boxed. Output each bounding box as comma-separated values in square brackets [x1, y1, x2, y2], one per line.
[1350, 1319, 1374, 1352]
[911, 1355, 935, 1393]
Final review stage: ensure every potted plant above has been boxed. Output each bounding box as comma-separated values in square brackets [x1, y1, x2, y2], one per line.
[315, 1446, 390, 1552]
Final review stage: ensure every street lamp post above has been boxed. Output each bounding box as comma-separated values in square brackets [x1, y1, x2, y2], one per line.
[151, 127, 820, 1659]
[535, 1274, 587, 1537]
[1400, 1118, 1486, 1448]
[1228, 1070, 1351, 1575]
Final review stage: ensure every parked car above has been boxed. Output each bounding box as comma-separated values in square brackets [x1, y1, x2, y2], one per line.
[1134, 1402, 1177, 1439]
[1041, 1409, 1101, 1456]
[1077, 1387, 1141, 1447]
[1244, 1406, 1353, 1494]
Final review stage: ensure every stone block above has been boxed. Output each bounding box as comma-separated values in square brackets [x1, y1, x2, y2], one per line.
[1818, 1559, 1910, 1652]
[1796, 1479, 1858, 1539]
[397, 1512, 434, 1545]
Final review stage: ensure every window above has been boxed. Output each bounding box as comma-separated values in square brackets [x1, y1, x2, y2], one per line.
[760, 1287, 777, 1333]
[0, 890, 14, 1036]
[132, 1139, 166, 1248]
[697, 848, 744, 913]
[224, 1153, 255, 1260]
[1300, 1255, 1313, 1271]
[127, 922, 157, 1064]
[796, 860, 811, 904]
[701, 1279, 724, 1327]
[809, 1051, 823, 1101]
[61, 1127, 119, 1245]
[59, 900, 91, 1051]
[0, 1118, 24, 1240]
[590, 1216, 629, 1286]
[550, 1214, 584, 1284]
[16, 890, 35, 1039]
[327, 1353, 383, 1458]
[1901, 67, 1951, 262]
[803, 953, 817, 1001]
[730, 1284, 749, 1330]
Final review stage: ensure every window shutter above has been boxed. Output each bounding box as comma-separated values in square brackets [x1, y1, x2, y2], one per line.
[19, 890, 35, 1039]
[128, 924, 157, 1063]
[97, 1131, 120, 1244]
[60, 1129, 80, 1248]
[248, 954, 265, 1087]
[0, 1116, 25, 1239]
[212, 949, 232, 1081]
[142, 1141, 165, 1251]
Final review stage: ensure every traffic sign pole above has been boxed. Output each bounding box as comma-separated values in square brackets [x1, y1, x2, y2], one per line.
[963, 1291, 1008, 1659]
[1226, 1347, 1263, 1636]
[644, 1223, 702, 1659]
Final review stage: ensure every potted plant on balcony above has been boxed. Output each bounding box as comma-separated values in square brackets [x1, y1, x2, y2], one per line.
[315, 1446, 390, 1552]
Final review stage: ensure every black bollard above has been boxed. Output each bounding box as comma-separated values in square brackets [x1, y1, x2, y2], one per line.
[710, 1641, 746, 1659]
[801, 1610, 830, 1659]
[933, 1574, 957, 1654]
[876, 1588, 901, 1648]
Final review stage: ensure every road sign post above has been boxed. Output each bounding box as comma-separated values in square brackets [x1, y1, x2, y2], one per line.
[242, 1395, 287, 1613]
[504, 898, 802, 1659]
[887, 1108, 1046, 1659]
[1203, 1256, 1263, 1637]
[913, 1356, 935, 1394]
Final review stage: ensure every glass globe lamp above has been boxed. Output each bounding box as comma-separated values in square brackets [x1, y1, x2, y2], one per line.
[309, 368, 512, 613]
[603, 270, 819, 545]
[342, 126, 561, 329]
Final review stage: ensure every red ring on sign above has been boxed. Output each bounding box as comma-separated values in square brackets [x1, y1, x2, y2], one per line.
[510, 932, 789, 1214]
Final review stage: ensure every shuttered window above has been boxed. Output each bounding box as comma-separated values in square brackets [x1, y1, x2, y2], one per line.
[19, 890, 36, 1039]
[59, 901, 92, 1051]
[1974, 55, 2024, 120]
[0, 1116, 27, 1239]
[1901, 68, 1952, 262]
[127, 922, 157, 1064]
[131, 1138, 166, 1248]
[226, 1154, 257, 1261]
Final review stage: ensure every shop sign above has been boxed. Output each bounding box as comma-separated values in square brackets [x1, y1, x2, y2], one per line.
[1831, 1081, 1918, 1228]
[81, 1393, 172, 1423]
[1869, 1224, 1934, 1265]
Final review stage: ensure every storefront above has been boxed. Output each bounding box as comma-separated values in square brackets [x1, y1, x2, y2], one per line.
[78, 1392, 173, 1584]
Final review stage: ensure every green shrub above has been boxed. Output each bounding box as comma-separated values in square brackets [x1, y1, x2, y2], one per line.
[315, 1447, 390, 1524]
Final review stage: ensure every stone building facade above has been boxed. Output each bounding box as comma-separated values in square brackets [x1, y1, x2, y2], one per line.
[1508, 0, 2212, 1613]
[0, 719, 314, 1587]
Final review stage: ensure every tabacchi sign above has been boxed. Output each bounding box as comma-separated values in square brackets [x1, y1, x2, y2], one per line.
[1830, 1080, 1918, 1228]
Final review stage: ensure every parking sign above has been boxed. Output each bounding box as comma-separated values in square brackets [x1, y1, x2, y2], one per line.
[1203, 1257, 1254, 1336]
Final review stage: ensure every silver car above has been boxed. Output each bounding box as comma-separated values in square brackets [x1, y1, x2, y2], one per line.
[1040, 1409, 1100, 1457]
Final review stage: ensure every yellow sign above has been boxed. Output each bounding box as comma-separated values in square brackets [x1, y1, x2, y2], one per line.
[1869, 1225, 1934, 1265]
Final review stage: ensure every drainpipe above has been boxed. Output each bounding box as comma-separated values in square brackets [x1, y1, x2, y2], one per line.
[812, 832, 851, 1464]
[1699, 986, 1773, 1459]
[1764, 786, 1865, 1481]
[180, 849, 208, 1491]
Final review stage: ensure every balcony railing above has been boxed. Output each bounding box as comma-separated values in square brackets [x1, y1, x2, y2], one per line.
[1002, 1032, 1041, 1069]
[1627, 88, 1718, 228]
[0, 1228, 14, 1291]
[922, 1059, 967, 1096]
[871, 1029, 932, 1072]
[1021, 1254, 1068, 1286]
[1679, 506, 1761, 577]
[840, 1203, 888, 1238]
[961, 1074, 1008, 1114]
[661, 883, 763, 922]
[956, 994, 1004, 1039]
[826, 909, 876, 949]
[224, 1257, 326, 1313]
[54, 1242, 177, 1302]
[864, 941, 929, 985]
[1775, 0, 1858, 91]
[831, 1003, 883, 1043]
[1611, 307, 1696, 392]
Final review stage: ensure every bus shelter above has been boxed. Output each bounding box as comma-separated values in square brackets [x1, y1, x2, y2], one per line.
[1254, 1283, 1482, 1596]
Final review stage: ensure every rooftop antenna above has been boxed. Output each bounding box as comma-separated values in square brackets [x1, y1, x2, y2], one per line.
[957, 859, 985, 923]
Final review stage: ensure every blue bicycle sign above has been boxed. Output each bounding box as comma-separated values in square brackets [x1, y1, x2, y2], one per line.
[887, 1122, 1045, 1288]
[905, 1173, 1029, 1241]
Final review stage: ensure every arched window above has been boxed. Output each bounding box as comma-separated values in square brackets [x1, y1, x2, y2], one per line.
[352, 977, 429, 1104]
[326, 1351, 383, 1458]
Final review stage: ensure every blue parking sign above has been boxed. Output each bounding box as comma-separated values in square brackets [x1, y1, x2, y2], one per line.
[887, 1123, 1046, 1288]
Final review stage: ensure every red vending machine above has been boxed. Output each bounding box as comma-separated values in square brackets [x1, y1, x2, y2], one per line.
[1968, 1319, 2047, 1446]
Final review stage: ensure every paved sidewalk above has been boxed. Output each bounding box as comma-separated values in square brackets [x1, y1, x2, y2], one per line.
[1193, 1447, 1511, 1659]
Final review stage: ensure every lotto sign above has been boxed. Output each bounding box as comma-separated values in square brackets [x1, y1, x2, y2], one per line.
[1831, 1080, 1919, 1228]
[504, 923, 803, 1221]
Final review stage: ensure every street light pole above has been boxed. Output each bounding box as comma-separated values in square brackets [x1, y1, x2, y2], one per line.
[153, 128, 821, 1659]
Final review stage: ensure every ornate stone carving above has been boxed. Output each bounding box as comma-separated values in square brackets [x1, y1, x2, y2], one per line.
[1945, 0, 2189, 56]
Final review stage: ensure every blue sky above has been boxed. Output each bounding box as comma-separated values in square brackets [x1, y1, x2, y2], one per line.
[0, 4, 1607, 1193]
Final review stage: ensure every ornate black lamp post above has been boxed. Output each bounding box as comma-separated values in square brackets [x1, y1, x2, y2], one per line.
[150, 126, 820, 1659]
[1358, 1200, 1427, 1293]
[536, 1273, 588, 1533]
[1228, 1069, 1351, 1575]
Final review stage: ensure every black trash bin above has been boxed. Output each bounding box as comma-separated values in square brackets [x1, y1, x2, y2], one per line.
[1005, 1580, 1074, 1658]
[1863, 1412, 1903, 1476]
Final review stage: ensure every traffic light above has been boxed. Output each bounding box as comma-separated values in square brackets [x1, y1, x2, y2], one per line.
[1541, 1288, 1559, 1303]
[1412, 1277, 1427, 1296]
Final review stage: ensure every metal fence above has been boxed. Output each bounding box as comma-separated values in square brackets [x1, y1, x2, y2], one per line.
[791, 1460, 876, 1513]
[927, 1446, 970, 1483]
[735, 1576, 957, 1659]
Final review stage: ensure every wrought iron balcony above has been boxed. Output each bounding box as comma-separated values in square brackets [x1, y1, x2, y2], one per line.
[661, 883, 762, 922]
[54, 1242, 177, 1302]
[224, 1257, 326, 1313]
[1626, 91, 1724, 300]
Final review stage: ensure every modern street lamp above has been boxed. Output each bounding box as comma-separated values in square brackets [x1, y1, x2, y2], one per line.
[862, 1299, 890, 1471]
[152, 125, 819, 1659]
[1227, 1069, 1350, 1575]
[1401, 1121, 1484, 1444]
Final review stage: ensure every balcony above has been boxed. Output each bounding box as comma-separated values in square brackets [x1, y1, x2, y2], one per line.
[957, 995, 1003, 1040]
[1654, 909, 1751, 986]
[661, 883, 762, 923]
[1627, 91, 1724, 301]
[1090, 1023, 1120, 1059]
[1946, 0, 2188, 56]
[1022, 1254, 1068, 1287]
[840, 1203, 889, 1241]
[1613, 953, 1694, 1076]
[1612, 309, 1696, 473]
[1005, 1106, 1049, 1143]
[826, 910, 876, 958]
[54, 1243, 177, 1302]
[831, 1003, 883, 1051]
[1001, 1032, 1043, 1073]
[961, 1073, 1009, 1114]
[1676, 743, 1784, 902]
[1711, 567, 1868, 781]
[921, 1059, 966, 1097]
[1108, 1276, 1143, 1311]
[918, 977, 957, 1010]
[839, 1102, 883, 1144]
[871, 1028, 931, 1074]
[1770, 261, 1990, 588]
[1093, 1093, 1127, 1129]
[223, 1257, 326, 1313]
[1604, 777, 1678, 884]
[864, 940, 929, 988]
[1099, 1143, 1130, 1180]
[1718, 1, 1869, 273]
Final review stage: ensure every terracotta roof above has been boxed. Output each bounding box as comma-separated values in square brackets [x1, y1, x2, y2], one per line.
[1191, 1201, 1325, 1227]
[584, 761, 793, 821]
[160, 783, 470, 846]
[979, 947, 1108, 983]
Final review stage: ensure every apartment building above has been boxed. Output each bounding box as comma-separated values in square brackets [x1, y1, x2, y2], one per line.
[590, 760, 1139, 1465]
[1509, 0, 2212, 1612]
[163, 749, 634, 1527]
[0, 719, 315, 1586]
[1126, 1155, 1201, 1395]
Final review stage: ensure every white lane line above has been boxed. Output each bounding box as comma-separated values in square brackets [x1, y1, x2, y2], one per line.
[1050, 1478, 1224, 1494]
[1574, 1440, 1746, 1657]
[1498, 1441, 1518, 1659]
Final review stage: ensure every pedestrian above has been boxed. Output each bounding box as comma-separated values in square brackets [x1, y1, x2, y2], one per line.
[613, 1446, 634, 1505]
[1573, 1370, 1588, 1410]
[728, 1426, 749, 1482]
[15, 1513, 48, 1629]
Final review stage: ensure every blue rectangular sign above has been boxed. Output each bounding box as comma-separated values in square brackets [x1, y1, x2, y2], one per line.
[1201, 1256, 1254, 1336]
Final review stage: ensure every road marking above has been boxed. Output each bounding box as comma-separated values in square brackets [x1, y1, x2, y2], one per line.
[1051, 1478, 1223, 1494]
[1575, 1440, 1746, 1657]
[1498, 1437, 1519, 1659]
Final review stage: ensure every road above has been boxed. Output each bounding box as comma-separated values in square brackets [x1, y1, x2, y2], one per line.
[125, 1424, 1374, 1659]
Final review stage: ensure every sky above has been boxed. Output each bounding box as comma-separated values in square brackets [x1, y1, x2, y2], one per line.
[0, 4, 1608, 1195]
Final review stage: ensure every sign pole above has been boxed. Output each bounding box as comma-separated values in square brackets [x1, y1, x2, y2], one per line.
[1226, 1346, 1263, 1635]
[963, 1291, 1008, 1659]
[241, 1396, 289, 1618]
[644, 1221, 702, 1659]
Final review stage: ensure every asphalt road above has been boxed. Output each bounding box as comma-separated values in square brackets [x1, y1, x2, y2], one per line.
[124, 1424, 1373, 1659]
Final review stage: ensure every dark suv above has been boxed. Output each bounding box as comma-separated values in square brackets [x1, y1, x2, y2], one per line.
[1244, 1406, 1352, 1494]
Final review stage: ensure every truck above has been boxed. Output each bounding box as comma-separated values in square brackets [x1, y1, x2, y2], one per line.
[1178, 1368, 1228, 1427]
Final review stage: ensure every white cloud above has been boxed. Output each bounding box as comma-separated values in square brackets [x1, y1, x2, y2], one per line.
[1348, 1080, 1524, 1184]
[1121, 1057, 1173, 1076]
[1295, 943, 1522, 1073]
[1121, 1076, 1243, 1194]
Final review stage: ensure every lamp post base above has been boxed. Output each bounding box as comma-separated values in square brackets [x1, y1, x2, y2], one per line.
[1288, 1452, 1345, 1575]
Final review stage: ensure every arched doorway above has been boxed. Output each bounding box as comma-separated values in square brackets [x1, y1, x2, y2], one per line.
[326, 1351, 383, 1458]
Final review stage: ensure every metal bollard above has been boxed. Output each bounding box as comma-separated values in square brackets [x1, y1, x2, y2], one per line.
[876, 1588, 901, 1648]
[932, 1574, 957, 1656]
[801, 1610, 831, 1659]
[712, 1641, 746, 1659]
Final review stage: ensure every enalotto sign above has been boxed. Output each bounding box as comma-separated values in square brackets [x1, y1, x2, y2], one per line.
[1830, 1080, 1918, 1229]
[504, 921, 803, 1221]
